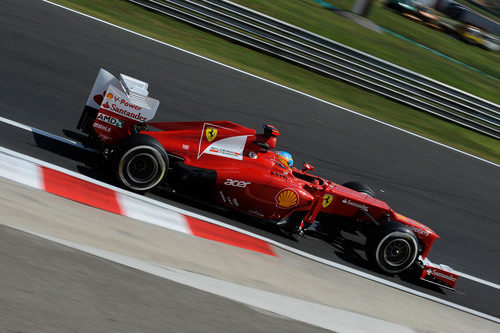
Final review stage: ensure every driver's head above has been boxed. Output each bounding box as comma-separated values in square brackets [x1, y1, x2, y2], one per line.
[275, 151, 293, 169]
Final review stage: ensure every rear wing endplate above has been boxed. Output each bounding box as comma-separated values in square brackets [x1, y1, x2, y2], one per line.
[77, 68, 159, 146]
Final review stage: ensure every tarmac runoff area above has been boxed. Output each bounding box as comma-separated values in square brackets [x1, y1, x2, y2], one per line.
[0, 177, 497, 333]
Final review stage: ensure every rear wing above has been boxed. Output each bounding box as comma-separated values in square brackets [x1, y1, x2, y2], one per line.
[77, 68, 159, 146]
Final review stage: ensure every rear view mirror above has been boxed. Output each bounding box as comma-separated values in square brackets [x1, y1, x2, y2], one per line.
[302, 162, 314, 173]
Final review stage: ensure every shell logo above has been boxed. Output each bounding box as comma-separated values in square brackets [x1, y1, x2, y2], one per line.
[105, 92, 114, 99]
[275, 189, 298, 209]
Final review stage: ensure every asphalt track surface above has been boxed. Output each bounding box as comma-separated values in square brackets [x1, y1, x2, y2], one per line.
[1, 0, 499, 320]
[0, 225, 329, 333]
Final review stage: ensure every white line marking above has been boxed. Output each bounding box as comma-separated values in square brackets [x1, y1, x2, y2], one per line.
[9, 227, 417, 333]
[456, 271, 500, 289]
[40, 0, 499, 168]
[0, 116, 100, 154]
[0, 144, 498, 324]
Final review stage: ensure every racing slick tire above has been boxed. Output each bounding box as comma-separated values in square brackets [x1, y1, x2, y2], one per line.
[113, 134, 169, 192]
[365, 222, 418, 274]
[342, 181, 375, 197]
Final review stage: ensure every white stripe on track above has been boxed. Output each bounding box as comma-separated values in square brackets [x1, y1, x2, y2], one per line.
[40, 0, 499, 168]
[0, 144, 498, 324]
[456, 271, 500, 290]
[0, 116, 100, 154]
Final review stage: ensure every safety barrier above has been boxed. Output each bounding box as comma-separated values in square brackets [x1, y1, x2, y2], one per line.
[126, 0, 500, 139]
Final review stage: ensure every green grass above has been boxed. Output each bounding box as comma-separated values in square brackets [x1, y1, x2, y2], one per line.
[52, 0, 500, 163]
[231, 0, 500, 103]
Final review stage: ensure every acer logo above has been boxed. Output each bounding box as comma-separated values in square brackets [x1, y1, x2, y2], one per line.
[224, 179, 250, 188]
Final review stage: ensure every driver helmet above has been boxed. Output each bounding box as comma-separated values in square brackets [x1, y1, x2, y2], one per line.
[275, 151, 294, 169]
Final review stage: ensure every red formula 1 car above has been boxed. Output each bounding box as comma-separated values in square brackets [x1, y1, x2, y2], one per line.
[77, 69, 459, 289]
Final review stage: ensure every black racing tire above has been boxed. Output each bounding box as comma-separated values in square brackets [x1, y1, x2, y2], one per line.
[113, 134, 168, 192]
[342, 181, 375, 197]
[365, 222, 418, 274]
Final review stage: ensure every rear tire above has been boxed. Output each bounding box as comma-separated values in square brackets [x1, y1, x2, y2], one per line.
[366, 222, 418, 274]
[342, 181, 375, 197]
[113, 134, 168, 192]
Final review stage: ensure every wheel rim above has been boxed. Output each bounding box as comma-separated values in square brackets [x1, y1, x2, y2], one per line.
[126, 153, 159, 184]
[383, 239, 411, 267]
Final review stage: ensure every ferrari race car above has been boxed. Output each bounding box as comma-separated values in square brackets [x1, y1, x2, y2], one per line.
[76, 69, 459, 289]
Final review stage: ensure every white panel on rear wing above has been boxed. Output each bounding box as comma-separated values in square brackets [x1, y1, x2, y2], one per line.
[100, 84, 159, 122]
[85, 68, 122, 109]
[119, 73, 149, 96]
[129, 91, 159, 116]
[86, 68, 159, 122]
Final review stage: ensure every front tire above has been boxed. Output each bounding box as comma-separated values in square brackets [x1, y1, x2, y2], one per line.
[366, 222, 418, 274]
[342, 181, 375, 197]
[113, 134, 168, 192]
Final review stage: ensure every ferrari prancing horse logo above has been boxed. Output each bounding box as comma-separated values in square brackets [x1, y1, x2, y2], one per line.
[322, 194, 333, 208]
[206, 127, 218, 142]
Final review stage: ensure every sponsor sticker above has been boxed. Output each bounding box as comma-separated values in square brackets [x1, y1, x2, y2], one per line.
[248, 210, 264, 217]
[101, 85, 157, 122]
[218, 191, 239, 206]
[197, 123, 248, 161]
[342, 198, 368, 211]
[206, 127, 218, 142]
[322, 194, 333, 208]
[219, 191, 226, 203]
[98, 133, 112, 141]
[407, 225, 430, 237]
[427, 268, 457, 281]
[225, 179, 251, 188]
[93, 122, 111, 133]
[207, 146, 242, 159]
[96, 113, 124, 128]
[275, 189, 299, 209]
